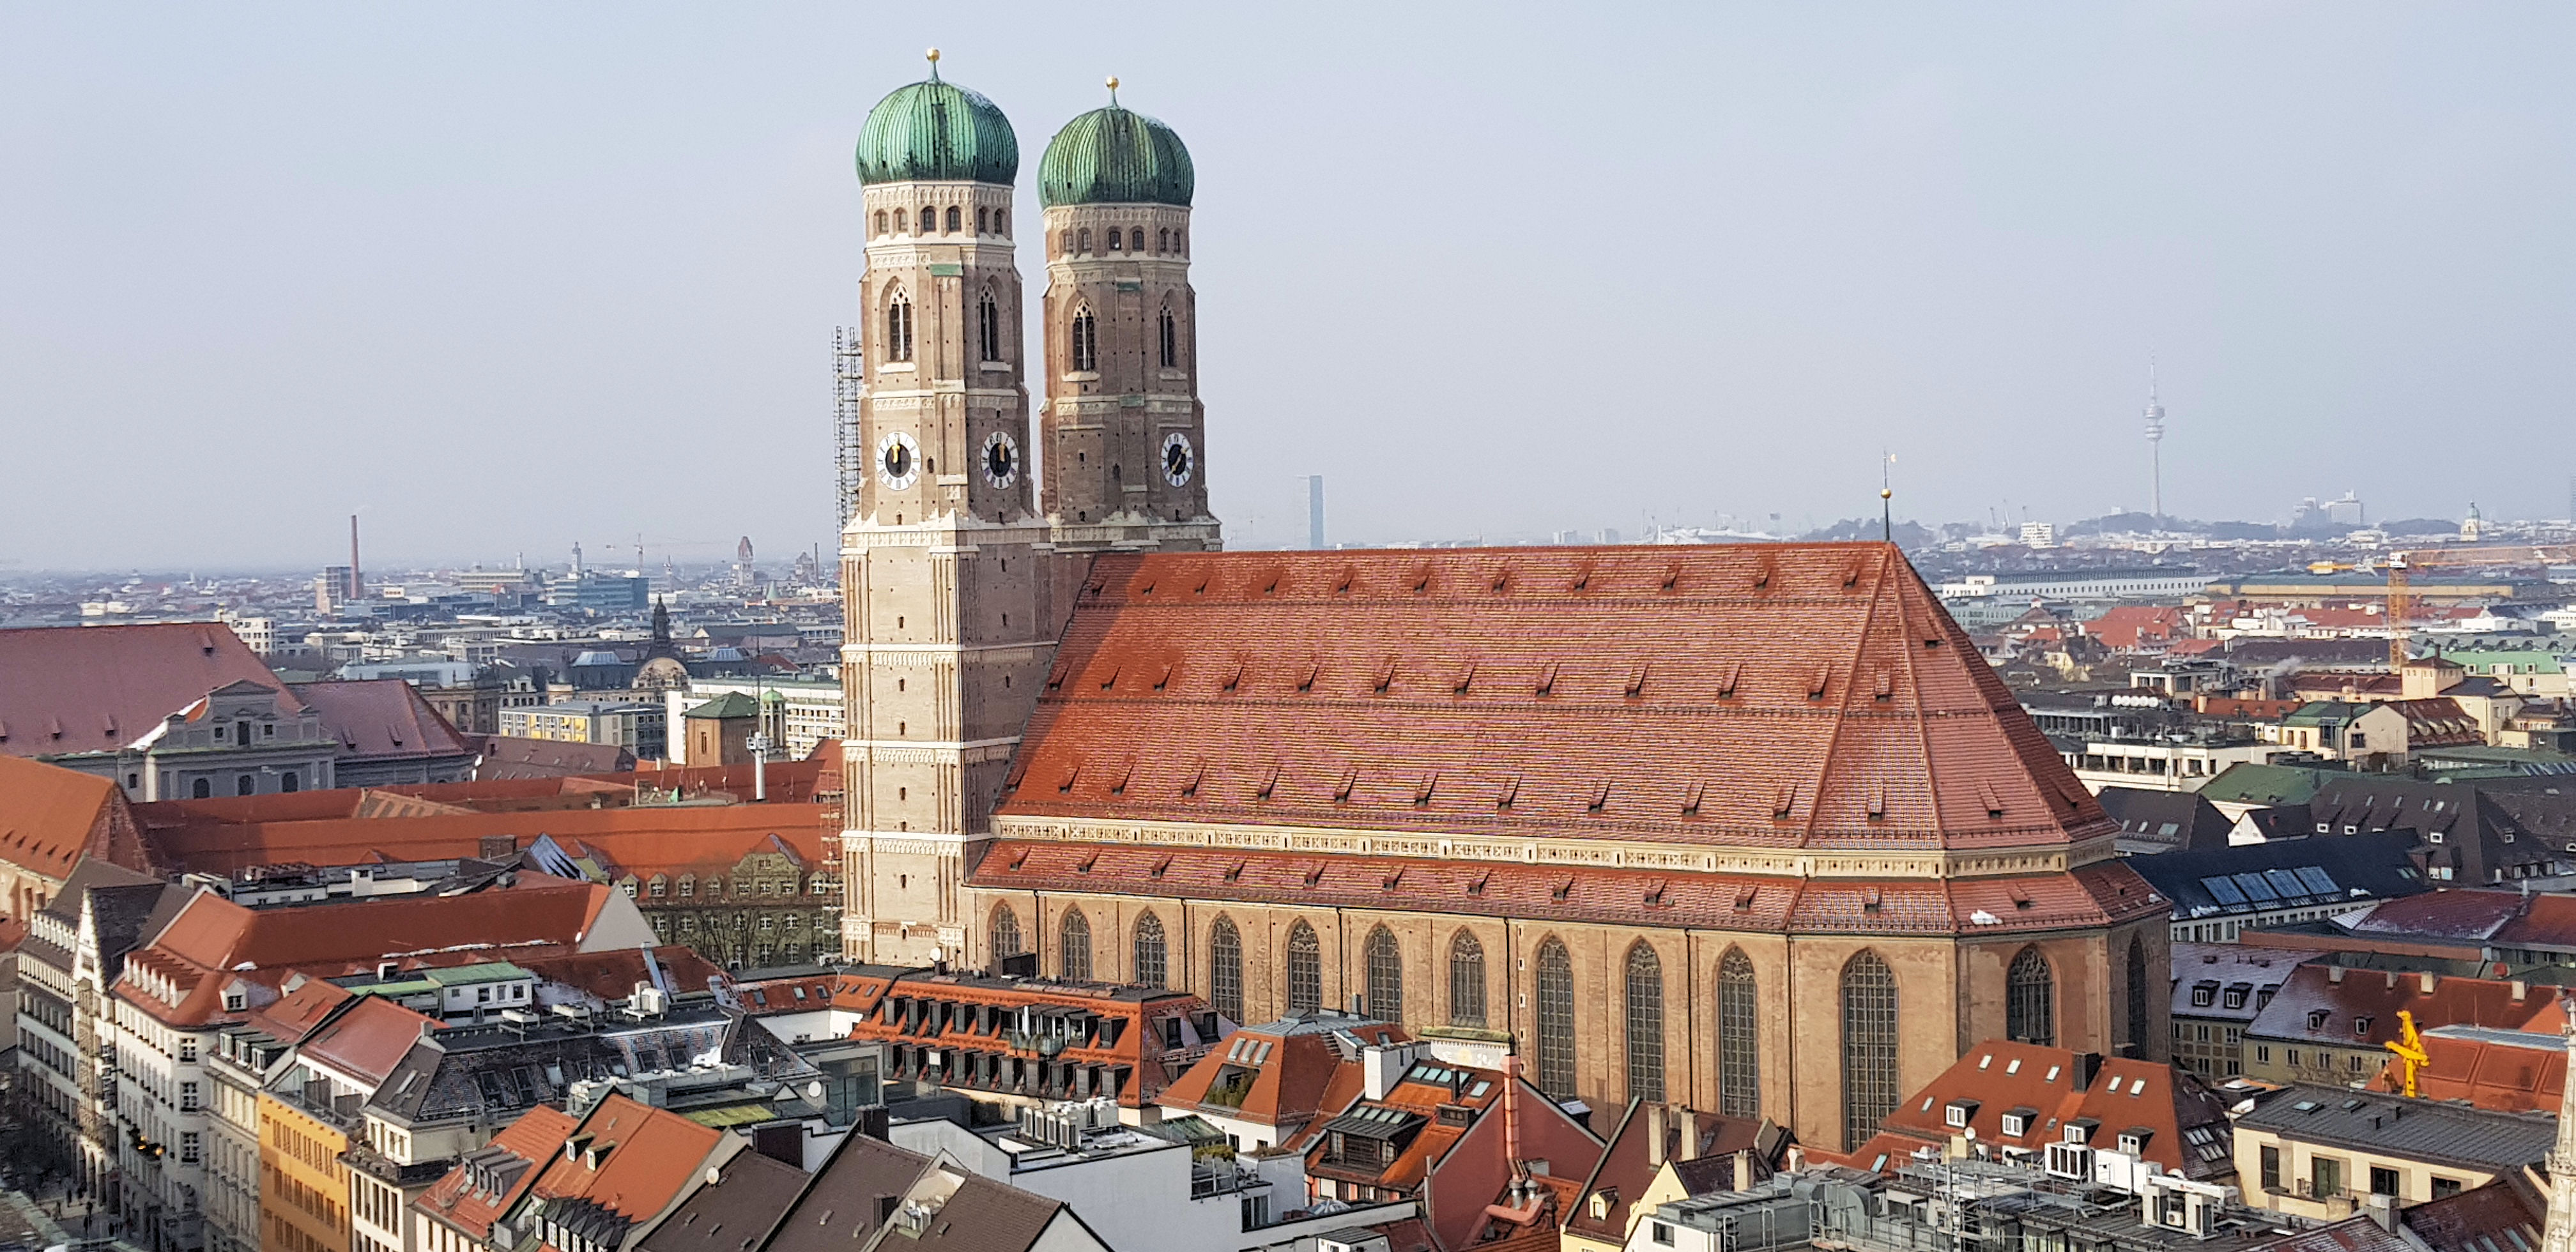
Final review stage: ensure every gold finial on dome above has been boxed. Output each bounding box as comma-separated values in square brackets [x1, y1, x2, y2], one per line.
[926, 47, 942, 79]
[1106, 75, 1120, 103]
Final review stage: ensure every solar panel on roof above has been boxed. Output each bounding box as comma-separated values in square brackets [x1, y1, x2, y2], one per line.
[2264, 869, 2310, 899]
[2233, 873, 2281, 903]
[2295, 866, 2340, 894]
[2201, 876, 2248, 906]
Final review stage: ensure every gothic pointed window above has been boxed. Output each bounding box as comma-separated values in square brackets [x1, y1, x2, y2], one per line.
[1841, 950, 1899, 1150]
[1158, 307, 1179, 369]
[990, 904, 1023, 960]
[1059, 907, 1092, 981]
[1718, 947, 1760, 1118]
[979, 291, 1004, 363]
[2007, 947, 2056, 1046]
[1535, 937, 1576, 1099]
[1448, 931, 1487, 1028]
[1133, 912, 1168, 989]
[885, 289, 914, 363]
[1285, 921, 1321, 1014]
[1209, 917, 1244, 1021]
[1071, 304, 1098, 373]
[1626, 942, 1666, 1104]
[1364, 926, 1402, 1024]
[946, 205, 962, 233]
[2127, 936, 2150, 1055]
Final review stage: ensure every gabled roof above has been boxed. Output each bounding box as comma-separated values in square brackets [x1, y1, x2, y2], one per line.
[2384, 1025, 2566, 1112]
[1855, 1041, 2237, 1181]
[470, 736, 637, 779]
[514, 1093, 728, 1248]
[1563, 1104, 1784, 1244]
[0, 754, 151, 880]
[2169, 942, 2320, 1024]
[1156, 1011, 1404, 1136]
[300, 994, 437, 1085]
[2399, 1175, 2547, 1252]
[683, 692, 761, 721]
[993, 544, 2110, 853]
[0, 623, 303, 760]
[133, 799, 831, 878]
[2123, 829, 2426, 923]
[2094, 787, 2235, 852]
[289, 679, 475, 761]
[415, 1103, 581, 1241]
[2246, 965, 2568, 1048]
[633, 1149, 808, 1252]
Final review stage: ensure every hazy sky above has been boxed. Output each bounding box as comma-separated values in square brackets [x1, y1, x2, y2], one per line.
[5, 4, 2572, 572]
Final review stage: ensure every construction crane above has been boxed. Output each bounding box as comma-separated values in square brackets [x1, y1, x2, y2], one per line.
[2379, 543, 2576, 668]
[2382, 1009, 2428, 1098]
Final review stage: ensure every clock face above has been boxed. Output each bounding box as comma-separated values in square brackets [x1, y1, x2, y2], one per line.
[981, 431, 1020, 489]
[875, 429, 921, 491]
[1160, 431, 1195, 487]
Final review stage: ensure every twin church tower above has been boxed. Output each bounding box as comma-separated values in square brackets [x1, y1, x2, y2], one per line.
[839, 54, 1219, 963]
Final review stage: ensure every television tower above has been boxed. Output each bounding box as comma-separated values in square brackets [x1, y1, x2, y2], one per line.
[2142, 362, 2166, 522]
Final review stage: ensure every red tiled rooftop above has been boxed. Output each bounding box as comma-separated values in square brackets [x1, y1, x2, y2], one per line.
[289, 679, 473, 761]
[133, 800, 832, 877]
[993, 544, 2110, 854]
[0, 623, 302, 760]
[0, 754, 146, 880]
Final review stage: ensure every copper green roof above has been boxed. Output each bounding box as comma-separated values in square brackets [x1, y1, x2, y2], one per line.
[685, 691, 761, 720]
[1039, 101, 1193, 208]
[855, 73, 1018, 187]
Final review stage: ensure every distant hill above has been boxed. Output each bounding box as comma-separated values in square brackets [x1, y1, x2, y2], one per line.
[1799, 518, 1938, 547]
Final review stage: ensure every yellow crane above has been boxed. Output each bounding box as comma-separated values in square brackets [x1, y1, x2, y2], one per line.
[2383, 1009, 2428, 1098]
[2378, 544, 2576, 668]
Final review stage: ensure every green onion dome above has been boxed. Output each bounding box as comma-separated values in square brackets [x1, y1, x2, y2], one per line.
[855, 61, 1018, 186]
[1038, 92, 1193, 208]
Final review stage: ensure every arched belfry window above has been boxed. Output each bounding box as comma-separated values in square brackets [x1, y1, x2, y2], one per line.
[1626, 942, 1666, 1104]
[1209, 917, 1244, 1021]
[919, 204, 936, 233]
[1158, 307, 1179, 369]
[1286, 921, 1321, 1014]
[945, 205, 962, 233]
[994, 208, 1008, 235]
[2007, 947, 2056, 1046]
[874, 210, 889, 236]
[1071, 304, 1098, 373]
[976, 206, 990, 233]
[1448, 931, 1487, 1028]
[1718, 948, 1760, 1118]
[1156, 227, 1169, 253]
[1841, 950, 1899, 1150]
[1077, 227, 1091, 254]
[1534, 937, 1576, 1099]
[894, 208, 908, 234]
[1133, 912, 1168, 989]
[885, 288, 914, 363]
[990, 904, 1023, 961]
[1129, 227, 1144, 252]
[1364, 926, 1402, 1024]
[1059, 908, 1092, 981]
[1107, 227, 1123, 252]
[978, 291, 1004, 363]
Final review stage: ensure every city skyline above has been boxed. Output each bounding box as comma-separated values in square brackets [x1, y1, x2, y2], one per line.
[4, 4, 2572, 569]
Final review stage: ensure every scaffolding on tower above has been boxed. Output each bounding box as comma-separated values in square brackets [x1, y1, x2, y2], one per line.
[835, 326, 866, 526]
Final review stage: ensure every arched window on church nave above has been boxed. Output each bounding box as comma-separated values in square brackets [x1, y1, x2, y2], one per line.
[946, 205, 962, 233]
[874, 210, 889, 236]
[1285, 920, 1321, 1014]
[1132, 912, 1168, 989]
[1364, 926, 1402, 1025]
[1059, 907, 1092, 981]
[1209, 917, 1244, 1021]
[978, 291, 1004, 363]
[2126, 936, 2150, 1055]
[1841, 949, 1899, 1151]
[1534, 937, 1576, 1099]
[1448, 931, 1486, 1028]
[989, 903, 1023, 960]
[1128, 227, 1144, 252]
[2007, 947, 2056, 1047]
[1717, 947, 1760, 1118]
[885, 287, 914, 363]
[1626, 941, 1666, 1104]
[1070, 304, 1098, 373]
[1158, 307, 1179, 369]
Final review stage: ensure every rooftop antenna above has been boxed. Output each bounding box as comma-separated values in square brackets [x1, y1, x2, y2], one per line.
[1880, 451, 1896, 544]
[2142, 360, 2166, 523]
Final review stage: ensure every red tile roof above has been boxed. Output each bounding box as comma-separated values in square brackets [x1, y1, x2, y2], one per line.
[518, 1092, 728, 1248]
[132, 800, 832, 877]
[2381, 1026, 2566, 1112]
[288, 679, 474, 761]
[416, 1104, 581, 1241]
[299, 994, 436, 1084]
[993, 544, 2110, 853]
[1158, 1012, 1407, 1138]
[0, 754, 153, 880]
[0, 623, 302, 760]
[1846, 1041, 2238, 1180]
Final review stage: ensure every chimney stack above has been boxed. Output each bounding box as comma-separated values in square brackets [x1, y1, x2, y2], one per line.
[349, 514, 361, 601]
[1646, 1104, 1667, 1166]
[1733, 1149, 1754, 1194]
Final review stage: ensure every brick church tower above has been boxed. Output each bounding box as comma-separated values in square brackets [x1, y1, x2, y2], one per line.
[1036, 79, 1220, 556]
[838, 56, 1062, 964]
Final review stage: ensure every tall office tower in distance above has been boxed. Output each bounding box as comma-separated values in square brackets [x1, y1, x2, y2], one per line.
[2142, 364, 2166, 522]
